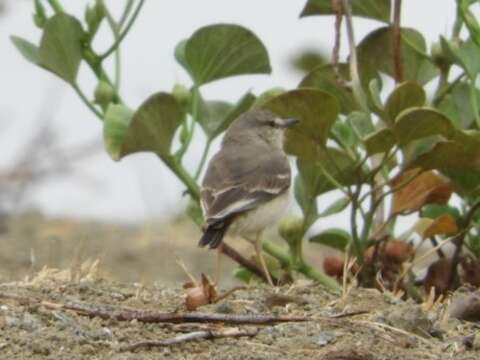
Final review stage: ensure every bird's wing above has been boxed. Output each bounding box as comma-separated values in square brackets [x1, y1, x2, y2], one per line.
[201, 145, 291, 223]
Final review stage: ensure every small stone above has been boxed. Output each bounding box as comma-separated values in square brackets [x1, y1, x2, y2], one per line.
[30, 341, 50, 356]
[314, 331, 336, 346]
[214, 302, 234, 314]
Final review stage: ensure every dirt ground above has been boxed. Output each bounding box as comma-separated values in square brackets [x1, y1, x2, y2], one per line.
[0, 213, 479, 359]
[0, 271, 479, 360]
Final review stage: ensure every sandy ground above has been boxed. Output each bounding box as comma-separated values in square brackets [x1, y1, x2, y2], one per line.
[0, 271, 479, 360]
[0, 213, 479, 359]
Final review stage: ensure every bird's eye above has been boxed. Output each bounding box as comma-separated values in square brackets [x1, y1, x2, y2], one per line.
[267, 120, 276, 127]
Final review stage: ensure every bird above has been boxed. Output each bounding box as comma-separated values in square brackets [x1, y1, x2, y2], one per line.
[198, 109, 299, 286]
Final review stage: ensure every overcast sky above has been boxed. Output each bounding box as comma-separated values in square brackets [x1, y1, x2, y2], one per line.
[1, 0, 455, 223]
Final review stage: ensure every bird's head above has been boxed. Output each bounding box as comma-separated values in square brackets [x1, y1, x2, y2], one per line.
[224, 110, 299, 149]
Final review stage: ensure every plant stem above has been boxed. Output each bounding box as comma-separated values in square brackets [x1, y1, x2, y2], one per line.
[167, 158, 200, 201]
[341, 0, 368, 111]
[392, 0, 403, 83]
[447, 199, 480, 289]
[119, 0, 135, 29]
[47, 0, 63, 13]
[100, 0, 145, 60]
[349, 187, 363, 262]
[176, 87, 199, 161]
[331, 0, 343, 81]
[103, 5, 122, 91]
[297, 262, 341, 292]
[72, 84, 103, 120]
[262, 241, 291, 269]
[194, 140, 212, 180]
[432, 72, 466, 106]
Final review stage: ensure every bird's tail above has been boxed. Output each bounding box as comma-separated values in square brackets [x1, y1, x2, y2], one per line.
[198, 219, 232, 249]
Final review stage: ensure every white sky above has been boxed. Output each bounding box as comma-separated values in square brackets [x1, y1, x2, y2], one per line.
[0, 0, 455, 223]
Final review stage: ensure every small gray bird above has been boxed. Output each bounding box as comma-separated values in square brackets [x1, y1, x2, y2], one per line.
[199, 109, 298, 286]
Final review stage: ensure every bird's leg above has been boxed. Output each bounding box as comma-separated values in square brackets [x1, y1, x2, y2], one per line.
[214, 243, 223, 287]
[254, 231, 274, 287]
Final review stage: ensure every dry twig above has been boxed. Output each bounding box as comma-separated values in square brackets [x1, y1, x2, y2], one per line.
[0, 292, 308, 325]
[121, 327, 259, 352]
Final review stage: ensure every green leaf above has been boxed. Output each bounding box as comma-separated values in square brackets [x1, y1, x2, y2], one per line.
[253, 87, 286, 109]
[364, 128, 396, 155]
[233, 267, 254, 283]
[393, 108, 455, 146]
[211, 92, 256, 139]
[294, 173, 318, 221]
[300, 0, 391, 23]
[174, 39, 188, 70]
[385, 81, 426, 124]
[11, 36, 40, 64]
[438, 81, 479, 129]
[309, 228, 351, 251]
[299, 64, 358, 114]
[263, 89, 339, 159]
[198, 91, 256, 140]
[422, 204, 461, 221]
[38, 14, 84, 83]
[103, 104, 134, 160]
[198, 99, 233, 139]
[413, 140, 479, 170]
[440, 36, 480, 79]
[183, 24, 271, 86]
[297, 147, 365, 197]
[119, 93, 185, 161]
[368, 78, 384, 113]
[319, 197, 350, 217]
[357, 27, 438, 85]
[348, 111, 375, 138]
[332, 121, 357, 148]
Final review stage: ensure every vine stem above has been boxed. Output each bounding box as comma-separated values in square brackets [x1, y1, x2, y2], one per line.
[341, 0, 368, 111]
[103, 5, 122, 91]
[100, 0, 146, 60]
[72, 84, 103, 120]
[47, 0, 63, 13]
[194, 140, 212, 180]
[392, 0, 403, 83]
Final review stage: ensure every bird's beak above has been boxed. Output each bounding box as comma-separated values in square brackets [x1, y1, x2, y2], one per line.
[281, 118, 300, 128]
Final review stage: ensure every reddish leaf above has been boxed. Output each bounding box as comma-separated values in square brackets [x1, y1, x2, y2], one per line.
[422, 214, 458, 239]
[391, 169, 452, 214]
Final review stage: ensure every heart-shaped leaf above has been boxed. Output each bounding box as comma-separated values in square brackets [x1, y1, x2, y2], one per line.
[212, 92, 256, 139]
[300, 0, 391, 23]
[438, 81, 480, 129]
[357, 27, 438, 85]
[393, 108, 455, 146]
[422, 204, 461, 221]
[440, 36, 480, 79]
[309, 228, 351, 251]
[385, 81, 426, 124]
[421, 214, 458, 239]
[391, 169, 452, 215]
[263, 89, 339, 158]
[11, 36, 40, 64]
[115, 93, 185, 161]
[294, 173, 318, 222]
[198, 99, 233, 139]
[332, 120, 357, 148]
[299, 64, 358, 114]
[297, 147, 365, 198]
[348, 111, 375, 138]
[318, 196, 350, 217]
[38, 14, 84, 83]
[103, 104, 134, 160]
[364, 128, 396, 155]
[181, 24, 271, 86]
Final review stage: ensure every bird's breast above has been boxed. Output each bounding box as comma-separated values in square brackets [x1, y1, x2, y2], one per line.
[229, 190, 291, 237]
